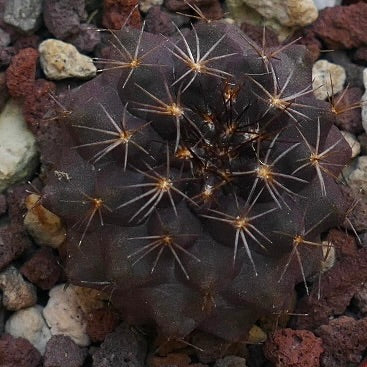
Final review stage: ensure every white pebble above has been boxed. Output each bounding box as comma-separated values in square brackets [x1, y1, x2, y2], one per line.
[5, 305, 51, 355]
[43, 284, 90, 346]
[0, 99, 38, 193]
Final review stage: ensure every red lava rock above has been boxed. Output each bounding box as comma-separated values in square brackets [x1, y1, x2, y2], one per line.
[332, 86, 364, 134]
[0, 225, 29, 272]
[44, 335, 87, 367]
[0, 194, 6, 216]
[102, 0, 142, 30]
[315, 316, 367, 367]
[312, 3, 367, 49]
[92, 323, 147, 367]
[240, 23, 279, 48]
[0, 334, 42, 367]
[295, 246, 367, 330]
[5, 47, 38, 98]
[327, 229, 358, 260]
[86, 307, 120, 342]
[264, 328, 323, 367]
[20, 247, 61, 290]
[43, 0, 87, 39]
[23, 79, 56, 131]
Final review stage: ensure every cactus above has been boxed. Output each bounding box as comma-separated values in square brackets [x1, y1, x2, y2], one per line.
[40, 18, 352, 341]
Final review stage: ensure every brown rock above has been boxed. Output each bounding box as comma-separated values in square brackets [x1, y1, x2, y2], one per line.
[102, 0, 142, 30]
[264, 328, 323, 367]
[5, 48, 38, 98]
[316, 316, 367, 367]
[44, 335, 87, 367]
[0, 225, 29, 272]
[0, 334, 42, 367]
[295, 247, 367, 330]
[312, 3, 367, 49]
[86, 308, 120, 342]
[20, 247, 61, 290]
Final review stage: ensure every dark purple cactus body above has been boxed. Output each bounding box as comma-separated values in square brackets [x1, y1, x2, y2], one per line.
[41, 19, 351, 341]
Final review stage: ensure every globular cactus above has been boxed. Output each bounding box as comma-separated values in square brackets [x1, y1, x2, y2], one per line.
[40, 17, 352, 341]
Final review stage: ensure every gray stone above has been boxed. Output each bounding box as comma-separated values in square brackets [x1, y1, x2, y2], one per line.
[3, 0, 43, 33]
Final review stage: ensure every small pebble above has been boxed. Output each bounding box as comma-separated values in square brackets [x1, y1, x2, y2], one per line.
[5, 305, 51, 355]
[0, 99, 38, 193]
[24, 193, 66, 248]
[312, 59, 346, 100]
[341, 131, 361, 158]
[43, 284, 90, 346]
[39, 39, 96, 80]
[44, 335, 87, 367]
[0, 266, 37, 311]
[3, 0, 43, 33]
